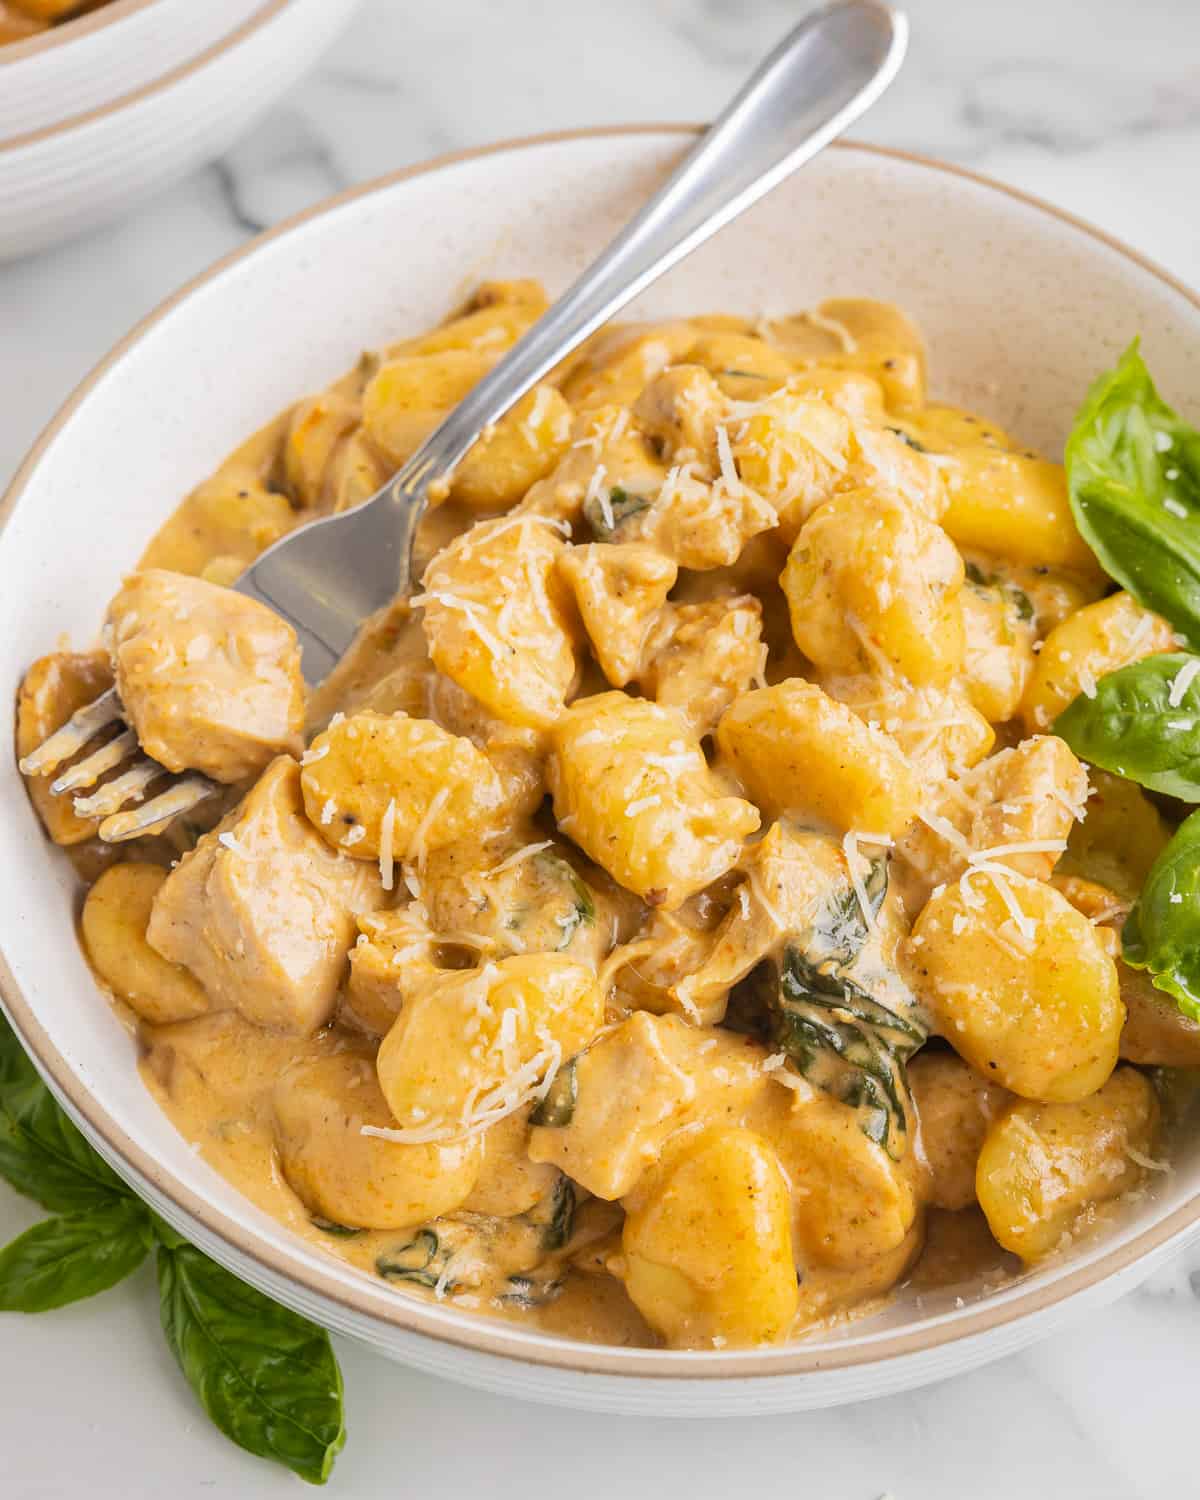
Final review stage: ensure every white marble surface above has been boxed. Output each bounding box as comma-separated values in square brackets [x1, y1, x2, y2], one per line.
[2, 0, 1200, 1494]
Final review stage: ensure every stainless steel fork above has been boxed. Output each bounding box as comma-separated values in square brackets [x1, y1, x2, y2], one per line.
[20, 0, 906, 841]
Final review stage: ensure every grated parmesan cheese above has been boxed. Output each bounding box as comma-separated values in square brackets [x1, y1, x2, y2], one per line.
[378, 798, 397, 892]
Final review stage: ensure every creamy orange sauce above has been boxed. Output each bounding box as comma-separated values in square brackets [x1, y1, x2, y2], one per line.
[18, 282, 1182, 1352]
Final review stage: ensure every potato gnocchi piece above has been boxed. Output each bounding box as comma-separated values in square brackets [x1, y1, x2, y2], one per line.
[17, 650, 115, 846]
[418, 513, 581, 729]
[376, 955, 604, 1139]
[282, 393, 361, 509]
[775, 1092, 919, 1269]
[273, 1052, 483, 1230]
[622, 1127, 799, 1349]
[424, 671, 547, 821]
[390, 281, 546, 361]
[938, 444, 1100, 574]
[461, 1110, 562, 1219]
[684, 331, 796, 397]
[908, 1051, 1010, 1211]
[449, 385, 573, 510]
[716, 679, 919, 836]
[762, 298, 927, 410]
[300, 711, 505, 862]
[549, 692, 759, 909]
[1020, 591, 1177, 732]
[732, 392, 853, 538]
[363, 349, 496, 468]
[558, 542, 677, 688]
[782, 490, 965, 687]
[1056, 769, 1170, 900]
[959, 571, 1038, 723]
[976, 1068, 1160, 1260]
[909, 871, 1123, 1102]
[81, 864, 209, 1025]
[639, 595, 766, 738]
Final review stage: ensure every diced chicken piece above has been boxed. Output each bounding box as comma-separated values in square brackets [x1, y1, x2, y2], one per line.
[17, 650, 115, 845]
[518, 403, 667, 529]
[147, 758, 384, 1034]
[822, 675, 994, 785]
[640, 595, 766, 738]
[558, 542, 677, 688]
[673, 824, 850, 1024]
[528, 1011, 771, 1199]
[344, 907, 440, 1037]
[897, 735, 1089, 905]
[106, 569, 304, 783]
[632, 365, 729, 464]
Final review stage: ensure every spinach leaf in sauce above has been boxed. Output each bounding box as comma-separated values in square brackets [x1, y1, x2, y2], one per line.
[530, 1056, 578, 1128]
[376, 1227, 454, 1291]
[584, 484, 652, 541]
[771, 946, 925, 1160]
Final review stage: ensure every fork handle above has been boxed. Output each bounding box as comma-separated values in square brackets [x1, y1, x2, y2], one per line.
[387, 0, 906, 521]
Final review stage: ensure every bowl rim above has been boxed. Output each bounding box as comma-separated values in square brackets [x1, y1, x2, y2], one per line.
[0, 0, 291, 152]
[4, 125, 1200, 1381]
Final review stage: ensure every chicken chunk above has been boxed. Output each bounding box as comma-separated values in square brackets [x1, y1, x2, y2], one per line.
[148, 758, 384, 1034]
[106, 569, 304, 783]
[640, 595, 766, 738]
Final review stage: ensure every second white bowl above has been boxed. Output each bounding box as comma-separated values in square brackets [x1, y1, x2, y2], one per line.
[0, 0, 361, 260]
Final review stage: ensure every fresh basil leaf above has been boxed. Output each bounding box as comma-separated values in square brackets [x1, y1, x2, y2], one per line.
[1066, 342, 1200, 644]
[0, 1073, 131, 1214]
[0, 1198, 152, 1313]
[1123, 807, 1200, 1021]
[0, 1012, 39, 1094]
[157, 1241, 344, 1486]
[1055, 652, 1200, 799]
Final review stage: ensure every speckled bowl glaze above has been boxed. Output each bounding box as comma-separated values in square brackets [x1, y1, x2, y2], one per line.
[0, 0, 361, 260]
[3, 130, 1200, 1413]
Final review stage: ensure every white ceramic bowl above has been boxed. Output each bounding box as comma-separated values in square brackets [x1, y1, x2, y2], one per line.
[0, 0, 361, 261]
[0, 0, 261, 140]
[3, 130, 1200, 1414]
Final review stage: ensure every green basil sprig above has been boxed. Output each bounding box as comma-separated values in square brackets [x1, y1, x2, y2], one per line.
[1055, 651, 1200, 799]
[158, 1237, 345, 1486]
[1065, 342, 1200, 645]
[0, 1012, 344, 1484]
[1123, 808, 1200, 1021]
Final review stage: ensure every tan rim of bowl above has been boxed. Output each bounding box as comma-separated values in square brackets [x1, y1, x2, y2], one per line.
[0, 0, 291, 152]
[4, 128, 1200, 1380]
[0, 0, 163, 63]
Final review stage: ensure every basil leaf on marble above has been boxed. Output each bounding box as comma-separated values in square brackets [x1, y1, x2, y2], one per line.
[0, 1014, 132, 1213]
[0, 1198, 152, 1312]
[1066, 342, 1200, 644]
[1123, 807, 1200, 1022]
[157, 1239, 345, 1486]
[1055, 652, 1200, 799]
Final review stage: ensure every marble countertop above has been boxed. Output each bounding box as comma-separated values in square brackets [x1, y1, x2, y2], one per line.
[2, 0, 1199, 1494]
